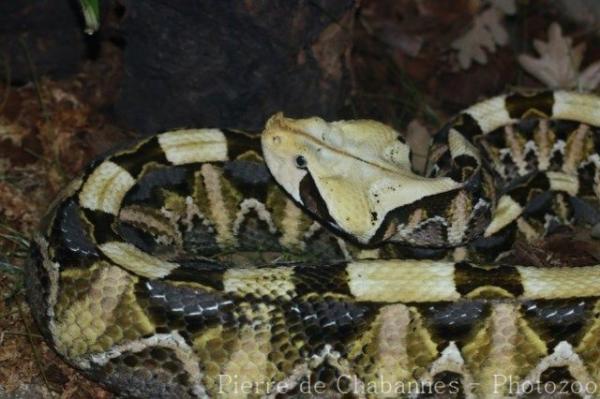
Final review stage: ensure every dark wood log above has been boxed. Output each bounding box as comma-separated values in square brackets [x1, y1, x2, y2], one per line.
[116, 0, 357, 134]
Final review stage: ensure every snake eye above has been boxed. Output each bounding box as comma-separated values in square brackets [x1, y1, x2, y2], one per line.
[294, 155, 307, 169]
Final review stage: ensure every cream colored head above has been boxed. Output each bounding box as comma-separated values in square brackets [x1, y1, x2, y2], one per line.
[261, 113, 412, 200]
[261, 113, 462, 244]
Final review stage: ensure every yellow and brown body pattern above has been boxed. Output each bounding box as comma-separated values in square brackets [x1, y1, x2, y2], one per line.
[27, 91, 600, 398]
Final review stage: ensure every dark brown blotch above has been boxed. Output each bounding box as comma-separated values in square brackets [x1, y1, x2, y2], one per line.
[454, 261, 524, 297]
[505, 91, 554, 120]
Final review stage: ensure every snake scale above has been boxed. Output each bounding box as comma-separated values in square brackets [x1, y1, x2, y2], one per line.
[26, 91, 600, 398]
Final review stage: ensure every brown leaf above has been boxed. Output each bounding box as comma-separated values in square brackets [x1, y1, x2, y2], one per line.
[405, 119, 432, 175]
[311, 9, 354, 81]
[518, 22, 600, 89]
[512, 227, 600, 267]
[451, 7, 510, 69]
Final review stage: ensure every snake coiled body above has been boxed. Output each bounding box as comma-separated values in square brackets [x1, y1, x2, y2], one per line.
[27, 91, 600, 398]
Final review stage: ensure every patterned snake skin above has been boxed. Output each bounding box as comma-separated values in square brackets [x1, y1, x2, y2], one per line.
[26, 91, 600, 398]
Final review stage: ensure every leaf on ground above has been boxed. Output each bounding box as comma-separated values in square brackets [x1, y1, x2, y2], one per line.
[359, 0, 425, 57]
[0, 182, 38, 233]
[512, 226, 600, 267]
[405, 119, 432, 175]
[451, 1, 516, 69]
[310, 10, 354, 81]
[518, 22, 600, 90]
[0, 118, 26, 146]
[360, 0, 474, 58]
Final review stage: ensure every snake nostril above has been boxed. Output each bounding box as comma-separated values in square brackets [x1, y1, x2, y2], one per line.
[272, 136, 281, 144]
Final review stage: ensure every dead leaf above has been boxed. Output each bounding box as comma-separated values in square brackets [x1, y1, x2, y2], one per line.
[512, 226, 600, 267]
[405, 119, 432, 175]
[450, 0, 516, 70]
[361, 0, 475, 59]
[517, 22, 600, 90]
[451, 7, 510, 69]
[0, 181, 38, 232]
[0, 120, 25, 146]
[311, 10, 354, 81]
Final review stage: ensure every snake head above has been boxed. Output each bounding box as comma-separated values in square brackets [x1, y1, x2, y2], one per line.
[262, 113, 464, 245]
